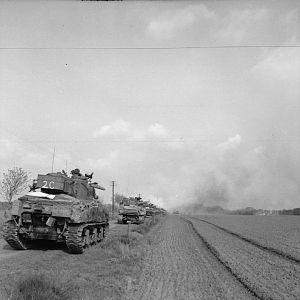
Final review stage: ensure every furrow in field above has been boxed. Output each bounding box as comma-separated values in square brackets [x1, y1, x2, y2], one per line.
[191, 216, 300, 264]
[194, 215, 300, 261]
[182, 218, 263, 300]
[183, 216, 300, 300]
[130, 215, 255, 300]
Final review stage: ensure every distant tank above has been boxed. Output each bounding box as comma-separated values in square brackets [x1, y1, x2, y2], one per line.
[145, 207, 154, 217]
[3, 169, 109, 254]
[117, 195, 146, 224]
[118, 205, 146, 224]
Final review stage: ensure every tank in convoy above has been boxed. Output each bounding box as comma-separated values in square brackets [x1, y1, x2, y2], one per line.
[139, 201, 167, 217]
[3, 169, 109, 254]
[117, 195, 146, 224]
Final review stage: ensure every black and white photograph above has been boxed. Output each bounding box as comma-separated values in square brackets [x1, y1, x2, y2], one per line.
[0, 0, 299, 299]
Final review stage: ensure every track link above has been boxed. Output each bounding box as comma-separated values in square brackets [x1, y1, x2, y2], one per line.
[66, 224, 85, 254]
[3, 220, 31, 250]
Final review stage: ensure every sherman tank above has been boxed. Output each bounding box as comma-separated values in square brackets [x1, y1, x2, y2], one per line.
[117, 195, 146, 224]
[3, 169, 109, 254]
[118, 205, 146, 224]
[145, 207, 154, 217]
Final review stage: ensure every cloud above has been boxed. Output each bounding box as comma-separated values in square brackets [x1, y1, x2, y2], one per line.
[3, 122, 300, 211]
[254, 146, 263, 155]
[90, 120, 193, 208]
[185, 128, 300, 210]
[147, 4, 215, 39]
[188, 134, 256, 208]
[93, 120, 173, 142]
[251, 41, 300, 84]
[90, 124, 300, 210]
[217, 8, 268, 43]
[86, 150, 119, 171]
[0, 136, 72, 177]
[148, 123, 169, 137]
[93, 120, 131, 138]
[0, 138, 15, 159]
[216, 134, 242, 156]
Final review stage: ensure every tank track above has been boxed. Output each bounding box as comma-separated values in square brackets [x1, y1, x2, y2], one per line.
[66, 223, 108, 254]
[3, 220, 31, 250]
[65, 224, 84, 254]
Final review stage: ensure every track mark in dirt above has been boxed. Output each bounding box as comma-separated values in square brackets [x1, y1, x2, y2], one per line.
[190, 216, 300, 265]
[182, 218, 262, 300]
[184, 216, 300, 300]
[129, 215, 256, 300]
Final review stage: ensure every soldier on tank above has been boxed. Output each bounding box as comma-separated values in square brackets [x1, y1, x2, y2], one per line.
[29, 179, 38, 192]
[85, 172, 93, 180]
[71, 168, 83, 178]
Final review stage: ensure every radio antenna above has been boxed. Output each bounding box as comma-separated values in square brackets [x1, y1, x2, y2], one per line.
[51, 146, 56, 172]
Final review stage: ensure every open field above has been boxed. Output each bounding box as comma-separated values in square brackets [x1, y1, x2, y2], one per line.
[183, 215, 300, 299]
[191, 214, 300, 261]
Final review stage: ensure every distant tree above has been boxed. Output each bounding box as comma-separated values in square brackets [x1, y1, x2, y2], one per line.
[0, 167, 30, 205]
[114, 193, 127, 205]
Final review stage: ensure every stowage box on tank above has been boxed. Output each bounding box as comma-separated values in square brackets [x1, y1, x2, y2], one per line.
[3, 169, 109, 254]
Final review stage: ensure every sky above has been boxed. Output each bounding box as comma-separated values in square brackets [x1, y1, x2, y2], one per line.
[0, 1, 299, 210]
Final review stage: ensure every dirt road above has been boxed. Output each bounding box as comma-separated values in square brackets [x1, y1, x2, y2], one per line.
[130, 215, 255, 300]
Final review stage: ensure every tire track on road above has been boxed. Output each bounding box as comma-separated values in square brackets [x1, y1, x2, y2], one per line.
[189, 216, 300, 265]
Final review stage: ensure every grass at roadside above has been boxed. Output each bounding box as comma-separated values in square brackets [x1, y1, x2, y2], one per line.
[131, 215, 160, 235]
[0, 211, 6, 235]
[0, 216, 164, 300]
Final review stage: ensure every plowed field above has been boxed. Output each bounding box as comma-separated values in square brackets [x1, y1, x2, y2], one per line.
[130, 216, 255, 300]
[194, 215, 300, 261]
[182, 215, 300, 300]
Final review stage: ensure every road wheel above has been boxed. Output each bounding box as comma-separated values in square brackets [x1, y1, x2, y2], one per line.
[103, 225, 108, 238]
[97, 227, 103, 242]
[83, 229, 90, 247]
[90, 228, 97, 245]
